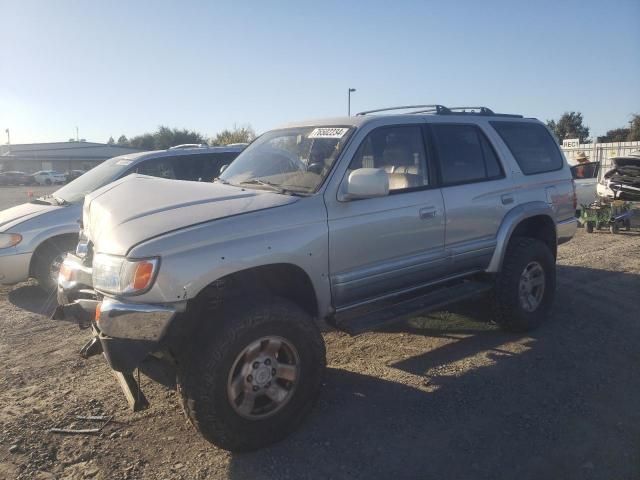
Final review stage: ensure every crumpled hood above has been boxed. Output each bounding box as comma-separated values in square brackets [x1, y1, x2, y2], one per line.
[84, 175, 299, 255]
[0, 201, 59, 231]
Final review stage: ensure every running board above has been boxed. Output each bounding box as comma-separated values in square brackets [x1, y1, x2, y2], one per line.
[333, 280, 493, 335]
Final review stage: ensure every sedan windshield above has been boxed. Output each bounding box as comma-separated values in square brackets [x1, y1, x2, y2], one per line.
[219, 126, 353, 194]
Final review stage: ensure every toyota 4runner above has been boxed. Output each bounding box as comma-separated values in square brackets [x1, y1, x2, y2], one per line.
[55, 105, 577, 451]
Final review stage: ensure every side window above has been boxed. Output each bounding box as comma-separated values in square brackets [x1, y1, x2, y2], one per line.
[171, 152, 242, 182]
[491, 121, 563, 175]
[349, 125, 429, 192]
[432, 124, 503, 185]
[135, 157, 176, 179]
[570, 161, 598, 179]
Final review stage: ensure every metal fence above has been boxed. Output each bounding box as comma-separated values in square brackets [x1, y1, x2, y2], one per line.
[562, 141, 640, 167]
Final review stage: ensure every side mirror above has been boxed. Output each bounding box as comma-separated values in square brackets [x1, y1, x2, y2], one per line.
[219, 164, 228, 174]
[341, 168, 389, 201]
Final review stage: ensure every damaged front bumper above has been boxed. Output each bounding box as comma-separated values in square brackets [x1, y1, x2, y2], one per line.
[53, 297, 176, 371]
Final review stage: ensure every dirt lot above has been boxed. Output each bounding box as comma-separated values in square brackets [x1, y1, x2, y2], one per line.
[1, 186, 639, 480]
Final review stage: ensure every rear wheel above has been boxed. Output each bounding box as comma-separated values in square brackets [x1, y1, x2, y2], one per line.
[491, 237, 556, 332]
[624, 219, 631, 231]
[33, 237, 77, 291]
[586, 222, 594, 233]
[177, 297, 326, 452]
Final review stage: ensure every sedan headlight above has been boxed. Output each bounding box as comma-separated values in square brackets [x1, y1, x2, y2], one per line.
[0, 233, 22, 249]
[92, 253, 159, 295]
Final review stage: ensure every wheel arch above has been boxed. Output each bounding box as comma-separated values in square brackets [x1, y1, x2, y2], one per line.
[190, 263, 320, 320]
[28, 233, 79, 277]
[487, 202, 557, 273]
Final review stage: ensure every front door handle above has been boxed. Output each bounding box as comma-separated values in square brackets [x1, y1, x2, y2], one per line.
[419, 207, 437, 219]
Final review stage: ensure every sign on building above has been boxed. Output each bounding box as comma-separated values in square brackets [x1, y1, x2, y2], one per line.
[562, 138, 580, 148]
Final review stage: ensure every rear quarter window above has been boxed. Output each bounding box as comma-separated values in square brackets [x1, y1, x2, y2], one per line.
[491, 122, 564, 175]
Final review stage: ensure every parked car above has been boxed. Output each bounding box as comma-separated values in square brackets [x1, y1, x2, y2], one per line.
[56, 105, 577, 452]
[596, 155, 640, 202]
[65, 169, 87, 182]
[570, 161, 599, 213]
[0, 145, 244, 290]
[32, 170, 67, 185]
[0, 171, 35, 186]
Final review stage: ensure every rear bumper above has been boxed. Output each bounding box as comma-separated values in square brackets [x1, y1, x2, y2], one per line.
[557, 217, 577, 245]
[0, 251, 32, 284]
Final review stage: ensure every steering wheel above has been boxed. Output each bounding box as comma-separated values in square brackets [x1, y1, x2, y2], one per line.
[267, 148, 305, 173]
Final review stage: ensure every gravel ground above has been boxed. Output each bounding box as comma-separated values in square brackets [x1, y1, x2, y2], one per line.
[1, 186, 639, 480]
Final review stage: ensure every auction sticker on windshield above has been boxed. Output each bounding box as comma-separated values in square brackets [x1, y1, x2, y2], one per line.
[308, 127, 349, 139]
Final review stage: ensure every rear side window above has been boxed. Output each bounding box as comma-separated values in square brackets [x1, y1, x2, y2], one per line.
[432, 124, 504, 185]
[491, 122, 563, 175]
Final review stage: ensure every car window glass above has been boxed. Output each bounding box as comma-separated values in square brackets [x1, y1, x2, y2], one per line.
[135, 157, 176, 179]
[171, 152, 242, 182]
[571, 162, 598, 179]
[432, 124, 488, 184]
[491, 122, 563, 175]
[348, 125, 429, 192]
[479, 131, 502, 178]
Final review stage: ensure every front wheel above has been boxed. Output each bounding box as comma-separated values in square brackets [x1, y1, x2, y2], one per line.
[177, 297, 326, 452]
[491, 237, 556, 332]
[33, 237, 77, 291]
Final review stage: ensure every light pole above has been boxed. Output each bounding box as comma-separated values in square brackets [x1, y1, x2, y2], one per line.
[347, 88, 356, 116]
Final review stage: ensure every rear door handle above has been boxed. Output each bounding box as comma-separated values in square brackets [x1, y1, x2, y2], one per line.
[419, 207, 437, 219]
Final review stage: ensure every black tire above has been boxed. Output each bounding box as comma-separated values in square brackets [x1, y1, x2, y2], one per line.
[610, 223, 619, 234]
[624, 219, 631, 231]
[586, 222, 594, 233]
[45, 178, 52, 185]
[33, 237, 77, 291]
[177, 297, 326, 452]
[491, 237, 556, 332]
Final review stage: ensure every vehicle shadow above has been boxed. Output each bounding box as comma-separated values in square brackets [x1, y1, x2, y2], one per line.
[8, 284, 59, 317]
[226, 265, 640, 480]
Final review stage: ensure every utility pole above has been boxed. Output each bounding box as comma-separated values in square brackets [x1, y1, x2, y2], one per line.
[5, 128, 9, 146]
[347, 88, 356, 116]
[76, 126, 79, 142]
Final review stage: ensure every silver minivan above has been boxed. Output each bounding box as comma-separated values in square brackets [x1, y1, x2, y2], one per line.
[0, 145, 244, 289]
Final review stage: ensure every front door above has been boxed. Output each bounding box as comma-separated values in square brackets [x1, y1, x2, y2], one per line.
[326, 124, 446, 309]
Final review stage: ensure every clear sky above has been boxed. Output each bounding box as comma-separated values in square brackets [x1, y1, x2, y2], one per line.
[1, 0, 639, 144]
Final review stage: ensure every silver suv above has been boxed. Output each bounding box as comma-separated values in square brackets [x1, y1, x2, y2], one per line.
[55, 105, 577, 451]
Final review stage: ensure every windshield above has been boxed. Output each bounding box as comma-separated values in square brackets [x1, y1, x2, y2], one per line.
[219, 126, 353, 194]
[52, 155, 138, 203]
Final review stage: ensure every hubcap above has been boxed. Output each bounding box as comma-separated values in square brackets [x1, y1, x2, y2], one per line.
[518, 261, 545, 312]
[49, 253, 67, 283]
[227, 336, 300, 419]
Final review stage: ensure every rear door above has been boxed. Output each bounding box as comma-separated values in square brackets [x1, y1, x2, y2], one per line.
[429, 123, 514, 273]
[326, 124, 446, 308]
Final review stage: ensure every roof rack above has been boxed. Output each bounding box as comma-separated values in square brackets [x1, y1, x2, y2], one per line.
[356, 104, 523, 118]
[356, 104, 451, 116]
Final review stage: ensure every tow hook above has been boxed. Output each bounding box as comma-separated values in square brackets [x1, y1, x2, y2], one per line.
[80, 336, 103, 359]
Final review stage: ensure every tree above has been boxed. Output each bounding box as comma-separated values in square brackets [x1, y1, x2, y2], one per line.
[211, 125, 256, 146]
[107, 136, 115, 145]
[628, 114, 640, 141]
[153, 126, 205, 150]
[599, 128, 630, 143]
[117, 135, 128, 145]
[546, 112, 590, 144]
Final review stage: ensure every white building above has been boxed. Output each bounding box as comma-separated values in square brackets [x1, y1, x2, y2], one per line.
[0, 141, 143, 173]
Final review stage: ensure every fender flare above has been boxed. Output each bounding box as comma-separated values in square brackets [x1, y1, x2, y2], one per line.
[486, 201, 556, 273]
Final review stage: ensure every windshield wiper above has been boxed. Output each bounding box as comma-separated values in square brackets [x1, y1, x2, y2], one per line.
[52, 196, 69, 206]
[239, 179, 288, 194]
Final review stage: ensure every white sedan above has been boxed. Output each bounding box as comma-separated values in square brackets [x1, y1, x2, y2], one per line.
[32, 170, 67, 185]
